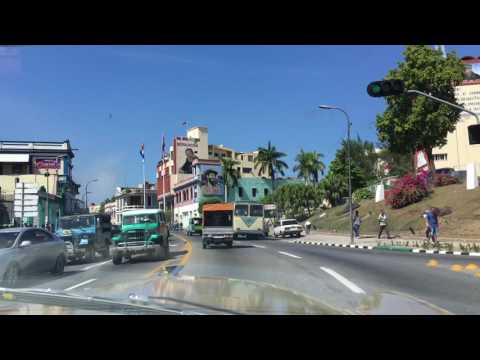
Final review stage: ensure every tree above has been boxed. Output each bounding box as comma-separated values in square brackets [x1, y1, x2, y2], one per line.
[328, 136, 378, 191]
[254, 141, 289, 192]
[261, 183, 324, 220]
[293, 149, 325, 184]
[376, 45, 465, 171]
[221, 157, 240, 202]
[376, 148, 414, 178]
[320, 174, 347, 207]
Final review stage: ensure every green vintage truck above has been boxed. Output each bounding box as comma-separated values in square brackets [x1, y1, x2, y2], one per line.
[110, 209, 170, 265]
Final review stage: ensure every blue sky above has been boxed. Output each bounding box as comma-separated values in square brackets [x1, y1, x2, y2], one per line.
[1, 45, 479, 203]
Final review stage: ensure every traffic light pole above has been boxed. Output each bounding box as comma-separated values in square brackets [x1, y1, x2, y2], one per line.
[406, 89, 479, 124]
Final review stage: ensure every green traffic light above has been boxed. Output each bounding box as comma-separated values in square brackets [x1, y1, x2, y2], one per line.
[372, 84, 381, 93]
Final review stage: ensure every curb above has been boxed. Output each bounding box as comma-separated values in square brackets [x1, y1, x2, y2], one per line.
[292, 240, 373, 250]
[292, 240, 480, 257]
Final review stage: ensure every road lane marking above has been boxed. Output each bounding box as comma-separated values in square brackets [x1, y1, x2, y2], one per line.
[64, 278, 97, 291]
[427, 259, 439, 267]
[465, 263, 479, 271]
[81, 260, 111, 271]
[252, 244, 266, 249]
[278, 251, 302, 259]
[146, 234, 192, 278]
[320, 267, 366, 295]
[450, 264, 464, 272]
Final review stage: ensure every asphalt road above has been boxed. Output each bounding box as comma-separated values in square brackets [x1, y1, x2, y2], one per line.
[179, 233, 480, 314]
[6, 232, 480, 314]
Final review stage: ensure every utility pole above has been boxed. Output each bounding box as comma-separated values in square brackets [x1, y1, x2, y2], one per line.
[319, 105, 354, 244]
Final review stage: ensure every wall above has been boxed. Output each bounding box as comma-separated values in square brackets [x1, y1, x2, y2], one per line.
[433, 115, 480, 171]
[0, 174, 60, 195]
[227, 178, 303, 203]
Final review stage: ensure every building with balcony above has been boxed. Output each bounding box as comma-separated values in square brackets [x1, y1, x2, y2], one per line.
[0, 140, 81, 227]
[110, 182, 158, 225]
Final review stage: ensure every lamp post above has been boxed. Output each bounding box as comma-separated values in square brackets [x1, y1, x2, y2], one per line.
[85, 179, 98, 211]
[318, 105, 354, 244]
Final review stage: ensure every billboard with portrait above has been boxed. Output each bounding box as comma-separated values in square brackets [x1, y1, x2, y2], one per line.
[174, 137, 199, 175]
[197, 163, 224, 202]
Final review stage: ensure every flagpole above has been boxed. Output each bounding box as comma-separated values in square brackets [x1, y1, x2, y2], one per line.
[143, 157, 146, 209]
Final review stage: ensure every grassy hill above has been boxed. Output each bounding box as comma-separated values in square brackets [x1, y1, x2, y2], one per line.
[309, 183, 480, 239]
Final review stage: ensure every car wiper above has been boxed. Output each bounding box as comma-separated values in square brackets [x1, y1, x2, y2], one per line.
[145, 295, 242, 315]
[0, 287, 184, 315]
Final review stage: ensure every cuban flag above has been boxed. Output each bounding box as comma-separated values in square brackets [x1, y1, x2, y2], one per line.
[140, 144, 145, 162]
[161, 134, 166, 155]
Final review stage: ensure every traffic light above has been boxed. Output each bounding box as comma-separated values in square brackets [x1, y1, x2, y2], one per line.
[367, 80, 405, 97]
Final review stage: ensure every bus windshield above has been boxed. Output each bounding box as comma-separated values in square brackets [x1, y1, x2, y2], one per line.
[250, 205, 264, 217]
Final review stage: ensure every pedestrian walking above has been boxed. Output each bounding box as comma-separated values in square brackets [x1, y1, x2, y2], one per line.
[423, 209, 431, 241]
[426, 207, 439, 244]
[305, 220, 312, 234]
[353, 210, 361, 239]
[377, 209, 391, 239]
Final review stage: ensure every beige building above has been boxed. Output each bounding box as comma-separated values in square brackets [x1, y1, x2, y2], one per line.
[432, 57, 480, 172]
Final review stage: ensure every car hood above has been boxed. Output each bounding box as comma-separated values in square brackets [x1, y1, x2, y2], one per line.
[0, 276, 451, 315]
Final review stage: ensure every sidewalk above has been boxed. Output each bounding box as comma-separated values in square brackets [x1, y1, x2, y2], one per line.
[295, 230, 480, 252]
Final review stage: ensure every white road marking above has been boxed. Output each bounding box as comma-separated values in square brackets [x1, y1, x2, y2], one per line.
[64, 278, 97, 291]
[81, 260, 111, 271]
[320, 267, 366, 295]
[252, 244, 266, 249]
[278, 251, 302, 259]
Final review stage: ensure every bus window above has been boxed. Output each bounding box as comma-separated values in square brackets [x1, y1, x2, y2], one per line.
[234, 204, 249, 216]
[250, 204, 264, 217]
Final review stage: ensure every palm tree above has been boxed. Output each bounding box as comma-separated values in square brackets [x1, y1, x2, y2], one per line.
[221, 157, 240, 202]
[254, 141, 289, 192]
[293, 149, 325, 184]
[321, 174, 347, 207]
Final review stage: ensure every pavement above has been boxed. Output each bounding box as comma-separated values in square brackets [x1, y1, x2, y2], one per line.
[4, 232, 480, 314]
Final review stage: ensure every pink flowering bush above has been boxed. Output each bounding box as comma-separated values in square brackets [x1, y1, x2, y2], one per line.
[385, 173, 430, 209]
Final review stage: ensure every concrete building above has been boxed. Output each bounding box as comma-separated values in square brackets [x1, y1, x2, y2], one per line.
[110, 182, 158, 225]
[433, 56, 480, 172]
[156, 125, 298, 227]
[104, 200, 116, 221]
[0, 140, 81, 227]
[173, 158, 224, 229]
[227, 177, 303, 203]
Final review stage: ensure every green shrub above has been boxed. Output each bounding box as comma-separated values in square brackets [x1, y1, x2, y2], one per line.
[352, 187, 374, 203]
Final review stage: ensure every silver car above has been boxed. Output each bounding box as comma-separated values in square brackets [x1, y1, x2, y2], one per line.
[0, 227, 66, 288]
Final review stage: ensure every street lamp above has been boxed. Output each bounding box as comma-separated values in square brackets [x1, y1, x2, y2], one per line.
[85, 179, 98, 211]
[318, 105, 354, 244]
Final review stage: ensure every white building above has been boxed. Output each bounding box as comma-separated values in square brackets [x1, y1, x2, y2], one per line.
[110, 183, 158, 225]
[432, 56, 480, 172]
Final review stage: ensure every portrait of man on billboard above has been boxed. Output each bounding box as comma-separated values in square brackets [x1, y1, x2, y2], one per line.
[179, 148, 198, 174]
[200, 169, 223, 195]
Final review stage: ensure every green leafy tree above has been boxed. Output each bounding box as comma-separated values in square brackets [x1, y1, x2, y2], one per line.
[221, 157, 240, 202]
[320, 174, 347, 207]
[328, 137, 377, 191]
[293, 149, 325, 184]
[254, 141, 289, 192]
[375, 45, 465, 170]
[376, 148, 414, 178]
[262, 183, 325, 219]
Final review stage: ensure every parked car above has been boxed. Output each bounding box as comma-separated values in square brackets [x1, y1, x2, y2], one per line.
[273, 219, 303, 238]
[0, 227, 66, 288]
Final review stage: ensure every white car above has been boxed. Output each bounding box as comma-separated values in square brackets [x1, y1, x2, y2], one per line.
[273, 219, 303, 238]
